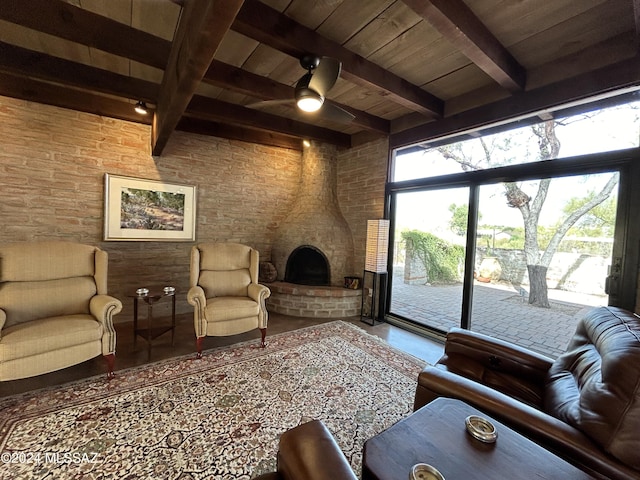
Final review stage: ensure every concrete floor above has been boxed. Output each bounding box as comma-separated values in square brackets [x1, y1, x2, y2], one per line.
[0, 312, 444, 398]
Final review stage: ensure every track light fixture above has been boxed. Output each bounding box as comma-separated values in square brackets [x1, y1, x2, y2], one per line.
[134, 101, 148, 115]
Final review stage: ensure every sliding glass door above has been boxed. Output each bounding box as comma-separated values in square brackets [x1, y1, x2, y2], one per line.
[388, 170, 622, 357]
[469, 172, 618, 357]
[389, 187, 469, 335]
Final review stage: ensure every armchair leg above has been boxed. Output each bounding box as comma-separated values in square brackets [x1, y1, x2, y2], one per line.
[260, 328, 267, 348]
[104, 353, 115, 380]
[196, 337, 204, 359]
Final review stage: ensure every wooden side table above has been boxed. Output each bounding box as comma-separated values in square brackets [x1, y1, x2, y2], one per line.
[129, 287, 177, 360]
[362, 398, 595, 480]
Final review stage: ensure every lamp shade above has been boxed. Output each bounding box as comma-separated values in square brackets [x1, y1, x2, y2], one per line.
[365, 219, 390, 273]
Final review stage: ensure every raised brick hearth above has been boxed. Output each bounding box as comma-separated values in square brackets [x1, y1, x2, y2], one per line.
[266, 281, 361, 318]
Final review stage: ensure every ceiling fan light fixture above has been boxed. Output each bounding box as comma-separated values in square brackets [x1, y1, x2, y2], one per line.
[296, 87, 324, 112]
[134, 100, 148, 115]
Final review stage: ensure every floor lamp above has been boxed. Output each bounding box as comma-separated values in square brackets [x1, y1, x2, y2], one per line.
[361, 219, 390, 326]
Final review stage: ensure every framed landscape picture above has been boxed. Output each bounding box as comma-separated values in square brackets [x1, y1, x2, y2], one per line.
[104, 174, 197, 241]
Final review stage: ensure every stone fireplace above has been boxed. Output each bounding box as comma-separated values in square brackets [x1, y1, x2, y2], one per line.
[271, 141, 354, 285]
[285, 245, 329, 285]
[268, 141, 361, 318]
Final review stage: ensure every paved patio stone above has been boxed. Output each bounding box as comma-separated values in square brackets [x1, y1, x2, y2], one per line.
[389, 271, 605, 358]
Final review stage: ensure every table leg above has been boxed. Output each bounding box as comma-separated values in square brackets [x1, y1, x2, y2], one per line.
[147, 303, 152, 361]
[133, 298, 138, 348]
[171, 294, 176, 346]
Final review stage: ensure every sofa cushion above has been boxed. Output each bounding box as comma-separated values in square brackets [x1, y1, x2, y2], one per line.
[0, 315, 102, 361]
[545, 306, 640, 470]
[0, 277, 96, 327]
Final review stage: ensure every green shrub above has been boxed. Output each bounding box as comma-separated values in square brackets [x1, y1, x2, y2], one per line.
[402, 230, 464, 283]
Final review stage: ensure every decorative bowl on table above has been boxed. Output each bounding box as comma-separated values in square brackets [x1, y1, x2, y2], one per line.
[410, 463, 445, 480]
[465, 415, 498, 443]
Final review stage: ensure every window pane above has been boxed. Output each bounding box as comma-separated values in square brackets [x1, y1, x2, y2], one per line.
[392, 100, 640, 183]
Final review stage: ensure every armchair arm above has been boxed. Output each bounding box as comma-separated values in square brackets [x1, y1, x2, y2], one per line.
[248, 283, 271, 303]
[443, 327, 554, 380]
[276, 420, 357, 480]
[0, 308, 6, 338]
[90, 294, 123, 323]
[187, 286, 207, 338]
[248, 283, 271, 328]
[416, 367, 638, 480]
[90, 294, 122, 355]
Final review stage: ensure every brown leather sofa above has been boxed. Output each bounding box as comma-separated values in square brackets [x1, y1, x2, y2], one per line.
[252, 420, 357, 480]
[414, 306, 640, 480]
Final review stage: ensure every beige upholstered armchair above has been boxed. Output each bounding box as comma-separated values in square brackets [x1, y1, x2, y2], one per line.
[187, 243, 270, 357]
[0, 241, 122, 380]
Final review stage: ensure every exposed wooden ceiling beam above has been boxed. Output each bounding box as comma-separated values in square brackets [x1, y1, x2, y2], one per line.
[390, 55, 640, 149]
[0, 42, 159, 103]
[401, 0, 526, 92]
[232, 0, 443, 117]
[176, 117, 303, 151]
[205, 60, 389, 134]
[152, 0, 245, 156]
[0, 44, 353, 148]
[0, 0, 388, 136]
[0, 0, 169, 70]
[186, 96, 351, 148]
[0, 72, 152, 125]
[0, 69, 310, 151]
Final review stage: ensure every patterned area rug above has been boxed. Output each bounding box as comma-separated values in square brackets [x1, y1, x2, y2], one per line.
[0, 321, 425, 479]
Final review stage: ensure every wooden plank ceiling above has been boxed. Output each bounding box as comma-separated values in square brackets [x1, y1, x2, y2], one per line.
[0, 0, 638, 154]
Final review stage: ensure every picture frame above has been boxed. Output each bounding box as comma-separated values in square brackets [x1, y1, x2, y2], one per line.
[104, 174, 197, 241]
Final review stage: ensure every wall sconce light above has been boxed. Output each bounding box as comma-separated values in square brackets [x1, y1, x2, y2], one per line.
[134, 101, 148, 115]
[302, 139, 311, 148]
[361, 219, 390, 325]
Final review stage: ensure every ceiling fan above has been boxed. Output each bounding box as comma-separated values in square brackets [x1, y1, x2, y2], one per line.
[249, 54, 355, 124]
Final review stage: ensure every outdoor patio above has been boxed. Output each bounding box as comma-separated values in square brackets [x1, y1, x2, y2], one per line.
[390, 275, 606, 358]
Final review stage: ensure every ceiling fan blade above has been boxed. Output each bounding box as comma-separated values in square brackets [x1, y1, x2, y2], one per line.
[317, 102, 355, 124]
[246, 99, 294, 110]
[308, 57, 341, 97]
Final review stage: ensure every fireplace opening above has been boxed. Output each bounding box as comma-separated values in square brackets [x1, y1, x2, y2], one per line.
[285, 246, 330, 286]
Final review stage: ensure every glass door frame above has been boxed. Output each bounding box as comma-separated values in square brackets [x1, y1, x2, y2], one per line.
[384, 148, 640, 336]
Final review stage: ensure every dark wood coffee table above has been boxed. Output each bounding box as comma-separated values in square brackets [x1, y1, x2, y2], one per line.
[362, 398, 595, 480]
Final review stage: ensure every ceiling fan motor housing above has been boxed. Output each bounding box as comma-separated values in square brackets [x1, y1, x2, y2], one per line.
[300, 54, 321, 71]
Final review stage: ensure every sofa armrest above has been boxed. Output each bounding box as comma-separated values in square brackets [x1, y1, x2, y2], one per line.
[276, 420, 357, 480]
[443, 328, 554, 379]
[416, 366, 639, 480]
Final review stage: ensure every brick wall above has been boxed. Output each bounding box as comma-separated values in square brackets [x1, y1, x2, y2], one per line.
[0, 97, 301, 320]
[337, 137, 390, 277]
[0, 96, 390, 322]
